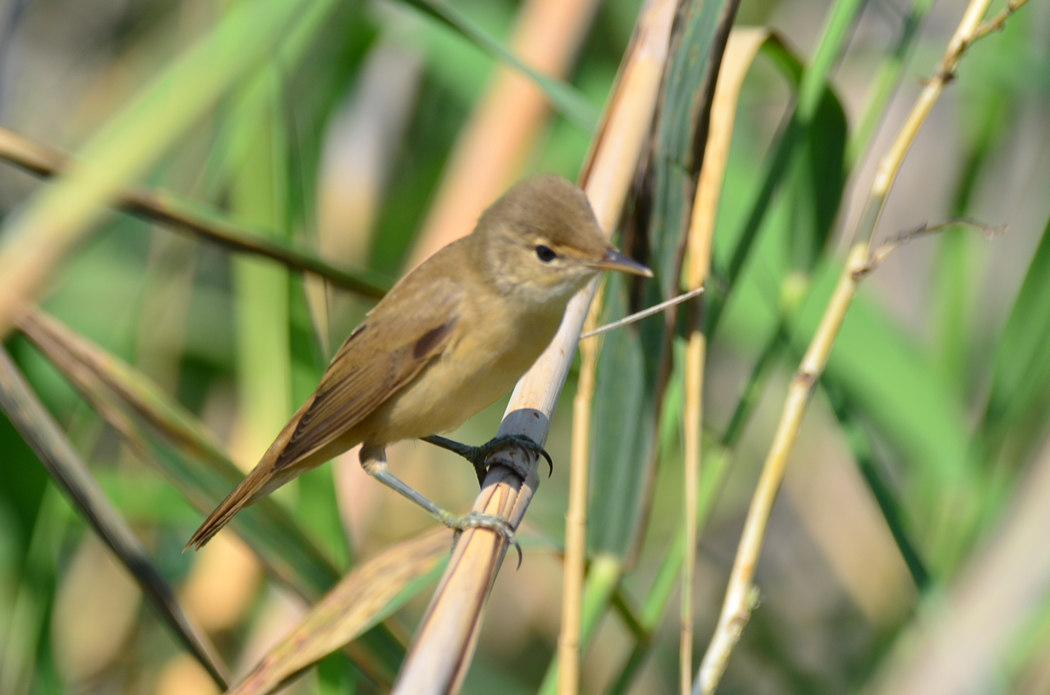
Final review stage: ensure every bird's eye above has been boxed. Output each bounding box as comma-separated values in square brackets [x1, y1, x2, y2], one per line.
[535, 245, 556, 263]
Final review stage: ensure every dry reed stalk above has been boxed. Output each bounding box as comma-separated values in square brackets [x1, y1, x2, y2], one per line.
[680, 185, 706, 695]
[678, 27, 771, 695]
[0, 0, 331, 340]
[391, 1, 679, 691]
[407, 0, 602, 267]
[0, 127, 388, 299]
[558, 287, 605, 695]
[227, 528, 451, 695]
[695, 0, 1025, 691]
[0, 346, 230, 689]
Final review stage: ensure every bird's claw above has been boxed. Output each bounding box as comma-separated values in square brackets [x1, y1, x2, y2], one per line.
[422, 433, 552, 487]
[446, 511, 523, 568]
[474, 434, 553, 482]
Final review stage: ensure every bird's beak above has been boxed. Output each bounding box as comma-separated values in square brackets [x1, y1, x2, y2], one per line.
[587, 248, 653, 277]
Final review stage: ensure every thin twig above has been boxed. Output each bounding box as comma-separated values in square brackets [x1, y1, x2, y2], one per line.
[579, 287, 704, 339]
[855, 217, 1006, 277]
[680, 270, 706, 695]
[963, 0, 1030, 49]
[695, 0, 1018, 690]
[698, 244, 869, 695]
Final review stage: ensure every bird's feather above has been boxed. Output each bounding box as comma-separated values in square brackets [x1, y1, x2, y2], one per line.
[276, 281, 462, 467]
[186, 277, 462, 549]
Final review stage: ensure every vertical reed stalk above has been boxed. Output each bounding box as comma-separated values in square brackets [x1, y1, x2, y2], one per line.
[391, 1, 679, 690]
[695, 0, 1023, 690]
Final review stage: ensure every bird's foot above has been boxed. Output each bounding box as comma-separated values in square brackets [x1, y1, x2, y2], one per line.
[440, 510, 523, 568]
[467, 434, 554, 484]
[478, 434, 553, 480]
[423, 433, 552, 486]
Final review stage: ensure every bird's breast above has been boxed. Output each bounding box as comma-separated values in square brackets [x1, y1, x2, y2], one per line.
[366, 301, 564, 444]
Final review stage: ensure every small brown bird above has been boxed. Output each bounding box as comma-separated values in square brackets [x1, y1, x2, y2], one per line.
[187, 174, 650, 549]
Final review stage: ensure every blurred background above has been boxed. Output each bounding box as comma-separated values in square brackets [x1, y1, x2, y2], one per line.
[1, 0, 1049, 693]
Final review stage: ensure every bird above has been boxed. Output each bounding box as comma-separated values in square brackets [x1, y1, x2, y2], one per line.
[186, 174, 651, 550]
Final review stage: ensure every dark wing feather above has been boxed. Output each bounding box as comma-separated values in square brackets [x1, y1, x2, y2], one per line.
[274, 279, 462, 468]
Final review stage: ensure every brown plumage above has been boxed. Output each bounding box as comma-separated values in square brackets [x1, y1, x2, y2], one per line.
[187, 174, 650, 549]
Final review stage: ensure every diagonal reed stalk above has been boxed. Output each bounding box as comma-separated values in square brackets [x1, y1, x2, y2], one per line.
[14, 305, 406, 685]
[227, 528, 452, 695]
[392, 1, 606, 687]
[0, 127, 390, 299]
[0, 0, 330, 339]
[390, 1, 679, 691]
[0, 346, 230, 689]
[695, 0, 1029, 691]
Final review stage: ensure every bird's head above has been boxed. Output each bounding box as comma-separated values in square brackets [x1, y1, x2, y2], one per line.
[475, 174, 651, 306]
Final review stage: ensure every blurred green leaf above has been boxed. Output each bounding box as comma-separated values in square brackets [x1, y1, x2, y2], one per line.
[709, 0, 866, 331]
[821, 375, 931, 589]
[933, 95, 1013, 391]
[588, 0, 735, 561]
[0, 484, 68, 695]
[587, 276, 661, 558]
[0, 0, 345, 334]
[794, 263, 976, 572]
[0, 376, 50, 546]
[15, 308, 404, 686]
[786, 87, 846, 271]
[588, 26, 848, 562]
[398, 0, 600, 132]
[982, 212, 1050, 468]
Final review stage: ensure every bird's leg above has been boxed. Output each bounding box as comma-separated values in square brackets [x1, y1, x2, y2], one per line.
[360, 453, 522, 565]
[422, 434, 553, 487]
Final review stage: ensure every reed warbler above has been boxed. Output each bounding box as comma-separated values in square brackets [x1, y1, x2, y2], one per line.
[187, 174, 650, 550]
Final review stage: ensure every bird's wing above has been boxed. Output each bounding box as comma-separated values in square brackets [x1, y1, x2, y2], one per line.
[186, 277, 463, 550]
[274, 278, 462, 468]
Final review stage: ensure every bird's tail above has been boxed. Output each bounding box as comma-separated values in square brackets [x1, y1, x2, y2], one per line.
[185, 400, 312, 550]
[184, 464, 273, 550]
